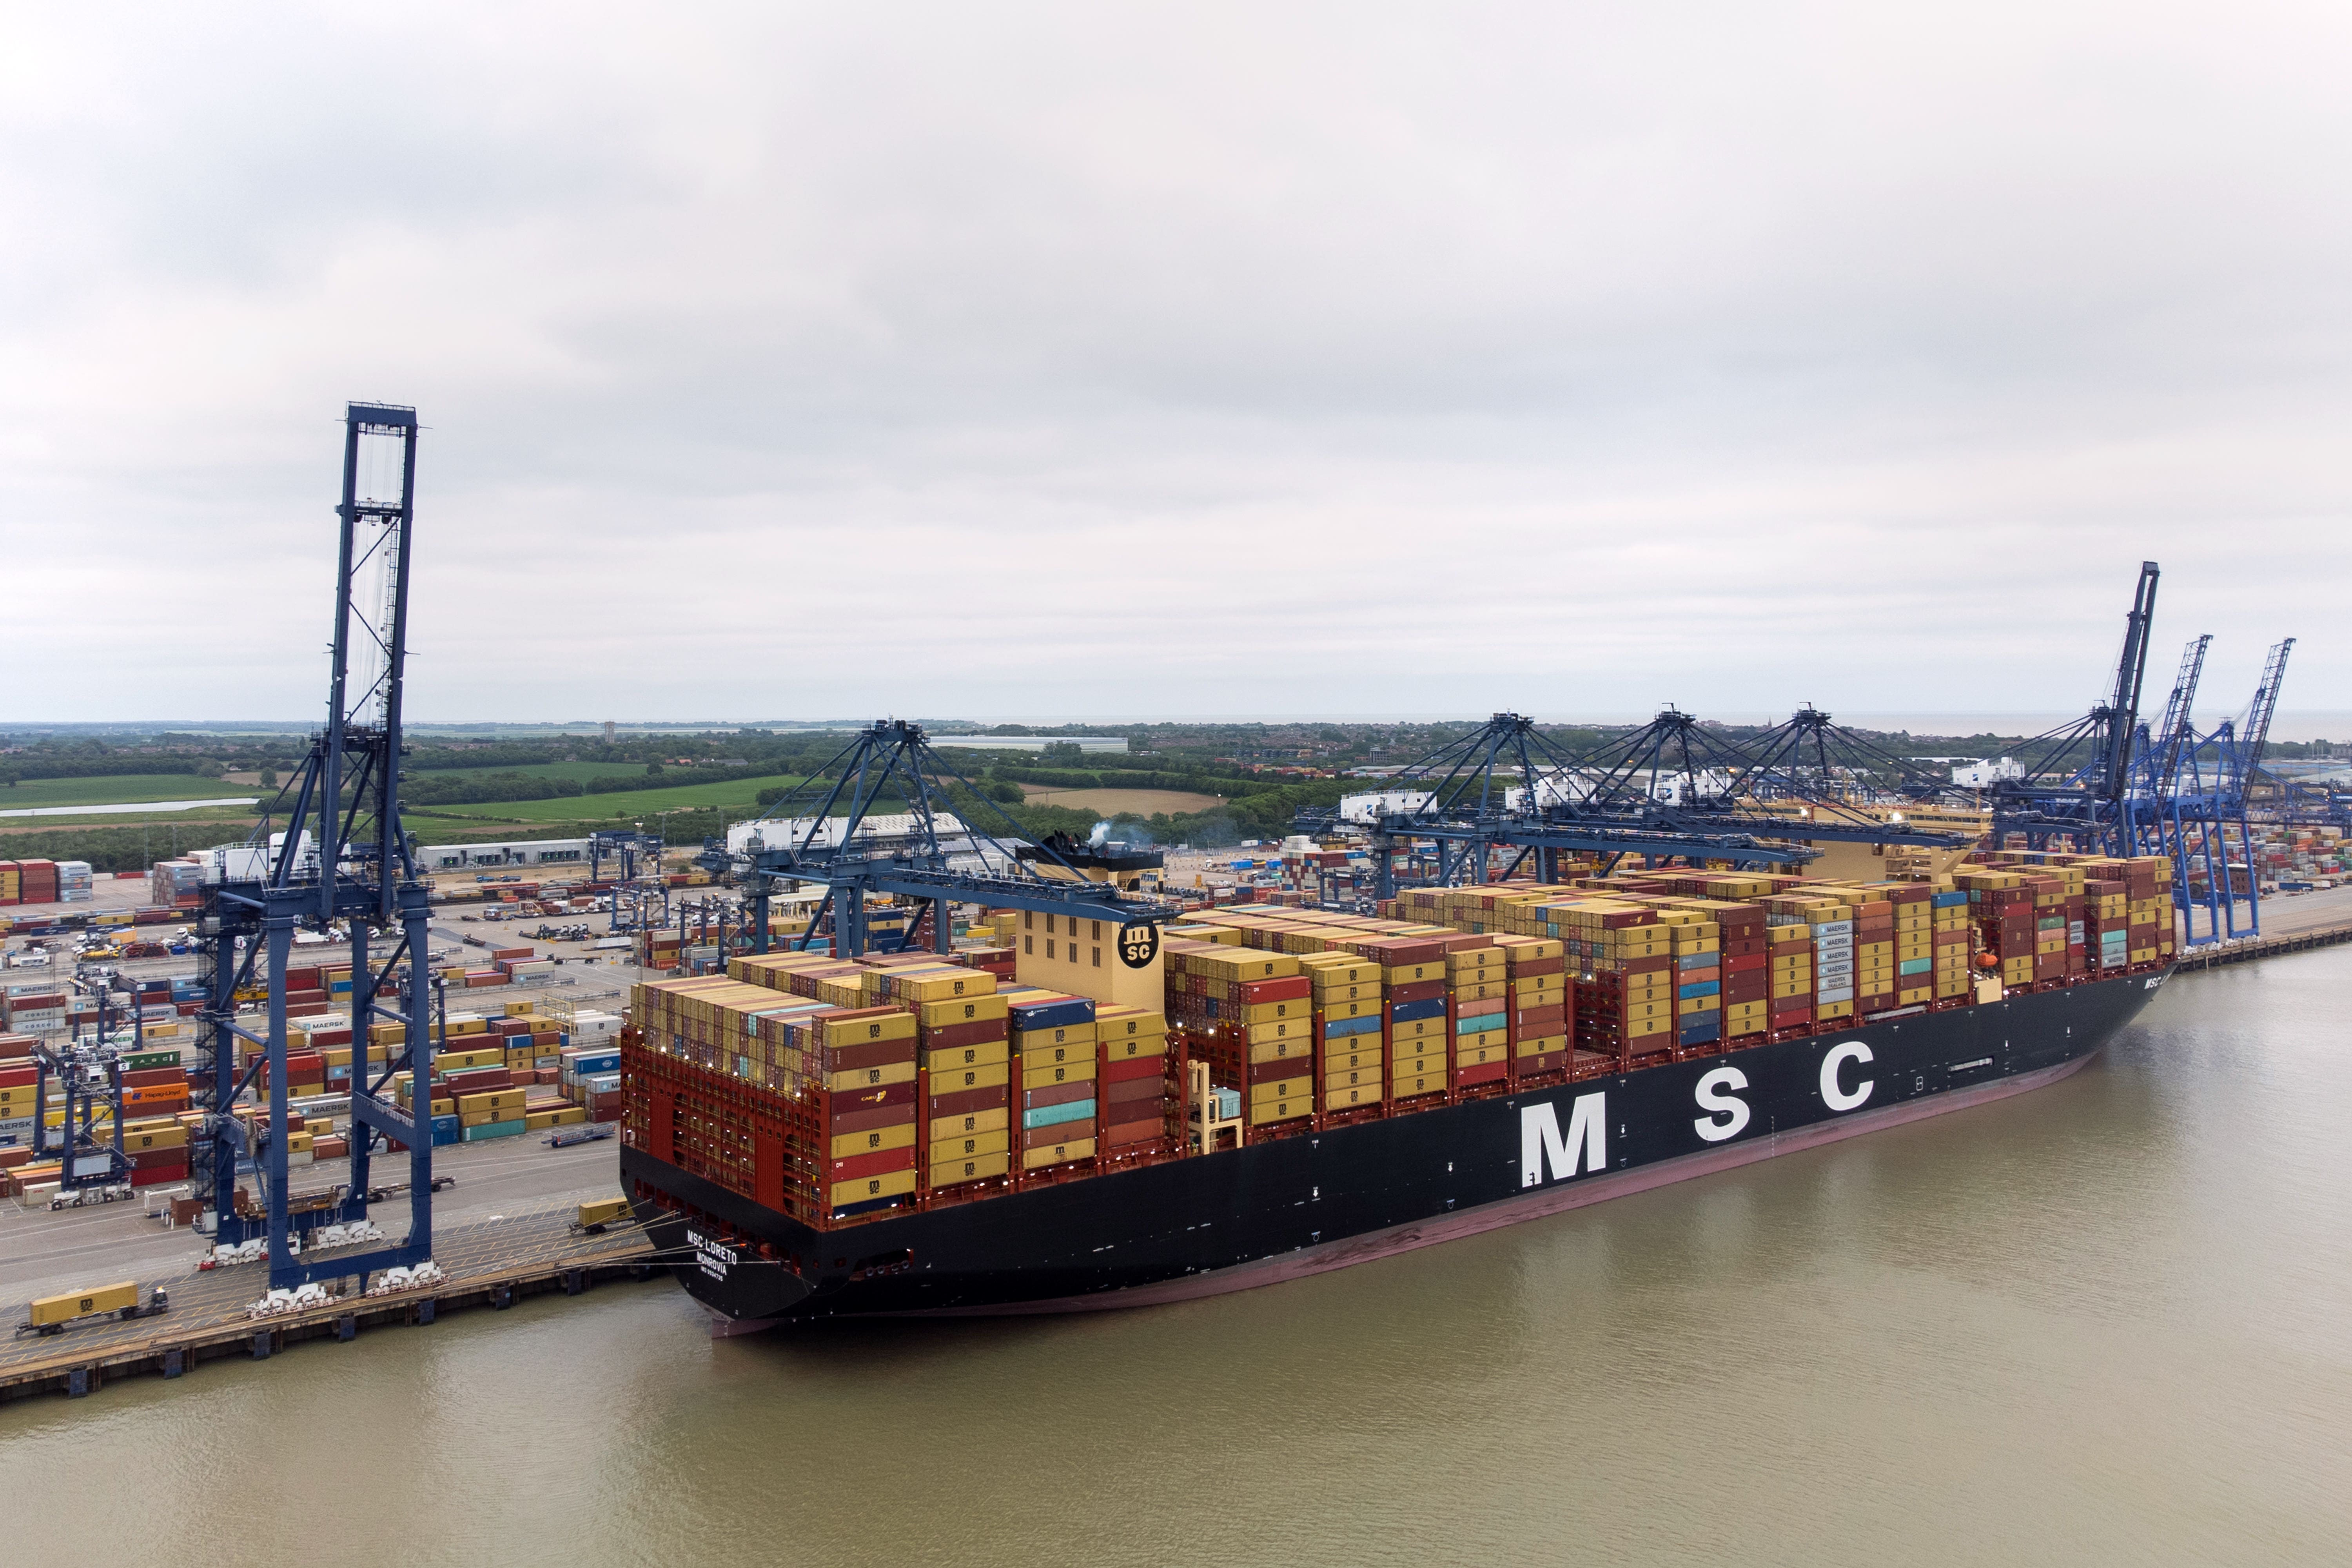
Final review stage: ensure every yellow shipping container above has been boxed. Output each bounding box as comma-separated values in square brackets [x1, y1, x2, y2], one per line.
[823, 1060, 917, 1093]
[1515, 1032, 1568, 1058]
[931, 1151, 1012, 1186]
[1012, 1029, 1093, 1065]
[929, 1129, 1010, 1160]
[1394, 1051, 1446, 1078]
[1022, 1058, 1097, 1091]
[917, 995, 1009, 1027]
[29, 1282, 138, 1327]
[1249, 1074, 1312, 1105]
[829, 1169, 918, 1207]
[932, 1060, 1010, 1093]
[831, 1122, 917, 1160]
[1102, 1034, 1168, 1061]
[1010, 1023, 1096, 1053]
[1021, 1137, 1096, 1169]
[893, 970, 998, 1003]
[936, 1093, 1017, 1134]
[1322, 1084, 1383, 1112]
[819, 1011, 916, 1047]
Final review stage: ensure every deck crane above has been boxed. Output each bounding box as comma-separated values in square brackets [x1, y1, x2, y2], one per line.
[1991, 561, 2161, 854]
[708, 720, 1181, 960]
[1359, 711, 1974, 898]
[194, 403, 439, 1291]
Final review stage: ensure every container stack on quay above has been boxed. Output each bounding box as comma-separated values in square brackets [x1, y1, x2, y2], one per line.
[149, 858, 207, 910]
[54, 861, 94, 903]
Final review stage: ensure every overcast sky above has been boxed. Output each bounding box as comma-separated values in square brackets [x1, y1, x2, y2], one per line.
[4, 4, 2346, 729]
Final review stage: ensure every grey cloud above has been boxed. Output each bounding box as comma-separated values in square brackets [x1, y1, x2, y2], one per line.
[2, 2, 2347, 723]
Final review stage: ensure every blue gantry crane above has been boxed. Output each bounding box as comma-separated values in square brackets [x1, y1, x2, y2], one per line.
[1356, 710, 1974, 897]
[709, 720, 1180, 959]
[1989, 562, 2163, 857]
[194, 403, 439, 1290]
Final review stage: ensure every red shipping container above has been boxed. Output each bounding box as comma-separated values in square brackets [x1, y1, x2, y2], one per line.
[131, 1163, 191, 1189]
[1100, 1054, 1161, 1085]
[920, 1018, 1008, 1051]
[819, 1038, 916, 1073]
[1387, 979, 1445, 1006]
[1237, 975, 1312, 1005]
[1105, 1118, 1161, 1147]
[822, 1080, 916, 1120]
[831, 1101, 916, 1135]
[1104, 1074, 1161, 1105]
[1515, 1049, 1570, 1076]
[1453, 1061, 1507, 1086]
[1246, 1056, 1313, 1085]
[927, 1085, 1009, 1119]
[826, 1145, 916, 1183]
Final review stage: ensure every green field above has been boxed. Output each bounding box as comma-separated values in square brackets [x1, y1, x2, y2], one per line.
[408, 760, 652, 786]
[0, 774, 258, 809]
[406, 774, 815, 825]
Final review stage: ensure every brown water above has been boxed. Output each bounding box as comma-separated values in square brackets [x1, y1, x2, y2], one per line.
[7, 952, 2349, 1566]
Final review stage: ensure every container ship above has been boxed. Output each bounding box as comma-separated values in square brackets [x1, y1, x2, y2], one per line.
[617, 853, 2178, 1327]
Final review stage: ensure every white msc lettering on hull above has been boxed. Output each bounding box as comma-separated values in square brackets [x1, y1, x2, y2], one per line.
[688, 1227, 738, 1281]
[1820, 1041, 1875, 1112]
[1692, 1066, 1750, 1143]
[1522, 1093, 1606, 1186]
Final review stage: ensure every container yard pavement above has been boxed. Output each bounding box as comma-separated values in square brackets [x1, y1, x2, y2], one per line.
[0, 1131, 631, 1306]
[2226, 881, 2352, 938]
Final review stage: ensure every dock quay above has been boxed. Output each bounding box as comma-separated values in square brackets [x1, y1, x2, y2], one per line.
[0, 1200, 662, 1405]
[2172, 918, 2352, 972]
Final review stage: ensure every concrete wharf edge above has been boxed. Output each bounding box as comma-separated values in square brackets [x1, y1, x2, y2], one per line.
[2171, 918, 2352, 972]
[0, 1205, 664, 1406]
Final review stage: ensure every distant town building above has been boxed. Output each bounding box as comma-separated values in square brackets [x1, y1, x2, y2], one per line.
[1951, 757, 2027, 788]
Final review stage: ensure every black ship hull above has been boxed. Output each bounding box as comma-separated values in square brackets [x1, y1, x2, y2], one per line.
[623, 969, 2172, 1328]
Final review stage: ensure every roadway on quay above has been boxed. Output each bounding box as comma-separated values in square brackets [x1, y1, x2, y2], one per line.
[0, 1132, 625, 1306]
